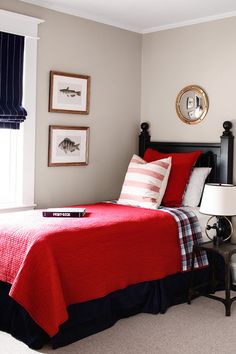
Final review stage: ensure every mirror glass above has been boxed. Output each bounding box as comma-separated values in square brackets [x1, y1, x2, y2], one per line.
[176, 85, 209, 124]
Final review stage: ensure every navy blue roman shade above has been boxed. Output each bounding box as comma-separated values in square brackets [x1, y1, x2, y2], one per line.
[0, 31, 27, 129]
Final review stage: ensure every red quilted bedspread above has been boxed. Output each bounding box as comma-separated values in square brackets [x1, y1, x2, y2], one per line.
[0, 203, 181, 336]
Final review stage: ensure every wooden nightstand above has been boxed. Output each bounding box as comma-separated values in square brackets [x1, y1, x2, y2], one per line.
[188, 241, 236, 316]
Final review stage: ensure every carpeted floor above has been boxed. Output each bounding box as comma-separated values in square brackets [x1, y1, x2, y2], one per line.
[1, 292, 236, 354]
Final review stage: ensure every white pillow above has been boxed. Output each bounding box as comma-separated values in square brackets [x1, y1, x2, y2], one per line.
[118, 154, 171, 209]
[182, 167, 211, 207]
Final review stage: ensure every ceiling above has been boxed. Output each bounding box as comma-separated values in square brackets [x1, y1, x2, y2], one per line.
[20, 0, 236, 33]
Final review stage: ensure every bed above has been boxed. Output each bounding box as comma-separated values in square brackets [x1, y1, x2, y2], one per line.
[0, 121, 234, 349]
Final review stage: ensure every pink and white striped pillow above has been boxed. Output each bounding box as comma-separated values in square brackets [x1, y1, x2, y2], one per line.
[118, 154, 172, 209]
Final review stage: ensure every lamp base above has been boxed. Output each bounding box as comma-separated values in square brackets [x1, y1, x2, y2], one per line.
[205, 216, 233, 245]
[213, 236, 224, 247]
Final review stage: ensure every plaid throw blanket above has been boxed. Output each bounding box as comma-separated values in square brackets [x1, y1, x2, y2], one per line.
[161, 207, 208, 272]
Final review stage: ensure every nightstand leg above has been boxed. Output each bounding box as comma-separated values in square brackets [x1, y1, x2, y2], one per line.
[211, 253, 216, 294]
[224, 254, 231, 316]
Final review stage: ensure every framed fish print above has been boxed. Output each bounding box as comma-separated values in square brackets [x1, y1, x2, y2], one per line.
[48, 125, 89, 167]
[49, 71, 90, 114]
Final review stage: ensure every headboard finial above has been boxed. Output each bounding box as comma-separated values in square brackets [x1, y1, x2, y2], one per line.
[140, 122, 149, 132]
[139, 122, 150, 157]
[220, 121, 234, 184]
[223, 121, 233, 136]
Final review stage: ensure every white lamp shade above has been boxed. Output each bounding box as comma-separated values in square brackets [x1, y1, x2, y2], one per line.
[200, 184, 236, 216]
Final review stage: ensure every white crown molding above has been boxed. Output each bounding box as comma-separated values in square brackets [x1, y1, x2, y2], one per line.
[19, 0, 236, 34]
[19, 0, 142, 33]
[142, 11, 236, 34]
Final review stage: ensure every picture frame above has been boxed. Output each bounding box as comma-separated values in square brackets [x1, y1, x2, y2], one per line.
[48, 125, 89, 167]
[49, 71, 90, 114]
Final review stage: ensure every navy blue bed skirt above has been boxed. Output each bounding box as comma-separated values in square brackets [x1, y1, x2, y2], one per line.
[0, 256, 224, 349]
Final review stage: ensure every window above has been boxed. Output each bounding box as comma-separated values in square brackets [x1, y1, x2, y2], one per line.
[0, 129, 23, 205]
[0, 10, 44, 211]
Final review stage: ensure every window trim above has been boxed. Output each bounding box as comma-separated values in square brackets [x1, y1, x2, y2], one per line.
[0, 10, 44, 211]
[0, 10, 44, 38]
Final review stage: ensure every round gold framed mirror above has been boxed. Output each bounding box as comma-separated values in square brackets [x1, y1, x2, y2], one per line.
[176, 85, 209, 124]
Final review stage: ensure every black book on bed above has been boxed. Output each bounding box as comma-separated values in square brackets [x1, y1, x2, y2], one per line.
[42, 208, 86, 218]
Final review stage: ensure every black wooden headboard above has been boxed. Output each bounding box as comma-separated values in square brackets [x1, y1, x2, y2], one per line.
[139, 121, 234, 184]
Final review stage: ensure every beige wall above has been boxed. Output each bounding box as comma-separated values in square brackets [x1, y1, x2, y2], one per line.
[141, 19, 236, 241]
[141, 18, 236, 183]
[0, 0, 142, 208]
[1, 1, 236, 213]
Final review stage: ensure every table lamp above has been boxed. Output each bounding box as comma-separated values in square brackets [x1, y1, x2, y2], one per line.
[199, 183, 236, 246]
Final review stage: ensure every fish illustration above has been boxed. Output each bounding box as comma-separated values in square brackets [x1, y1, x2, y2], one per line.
[59, 86, 81, 97]
[58, 138, 80, 154]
